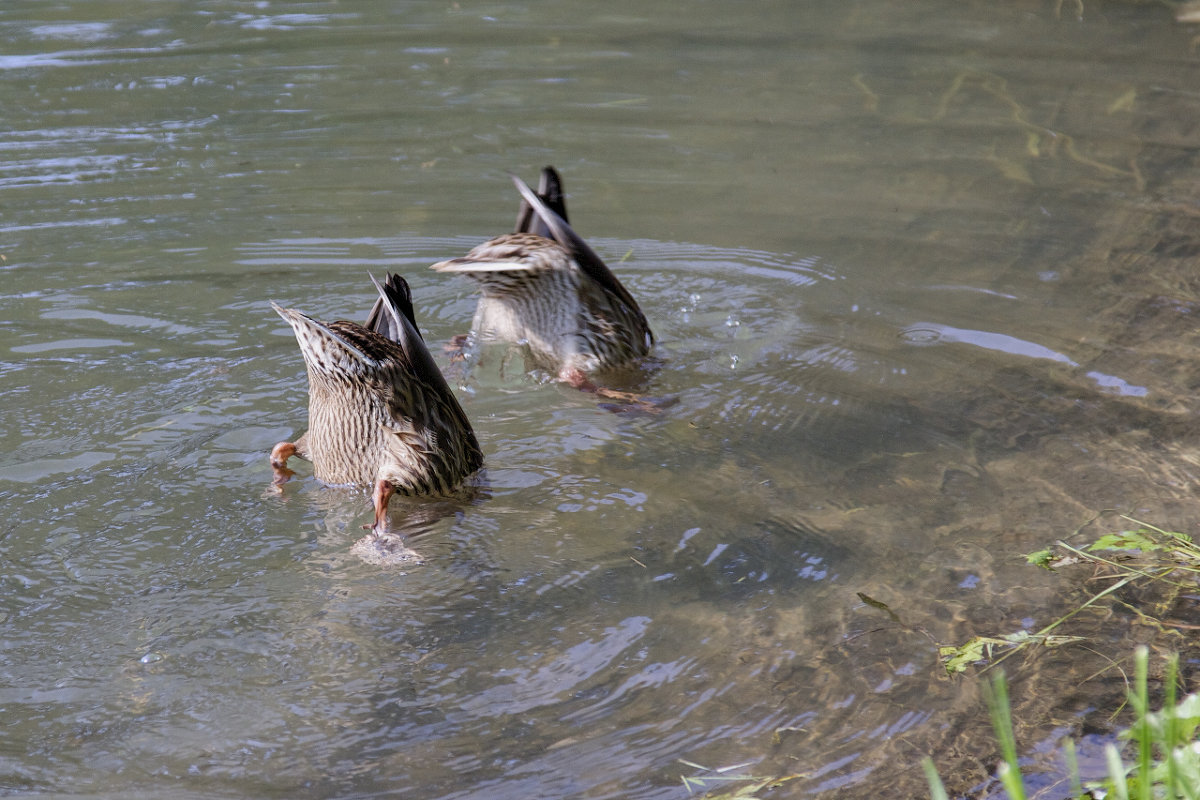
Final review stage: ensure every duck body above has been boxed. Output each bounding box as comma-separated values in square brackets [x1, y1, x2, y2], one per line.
[432, 168, 653, 383]
[271, 274, 482, 532]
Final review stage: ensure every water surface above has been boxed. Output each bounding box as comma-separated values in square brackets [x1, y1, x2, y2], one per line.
[3, 1, 1200, 797]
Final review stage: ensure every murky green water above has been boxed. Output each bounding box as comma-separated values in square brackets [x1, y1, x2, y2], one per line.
[4, 1, 1200, 797]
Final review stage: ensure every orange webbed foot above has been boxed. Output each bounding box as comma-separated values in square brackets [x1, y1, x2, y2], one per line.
[596, 393, 678, 414]
[363, 478, 397, 535]
[561, 367, 675, 414]
[270, 441, 298, 485]
[443, 333, 472, 363]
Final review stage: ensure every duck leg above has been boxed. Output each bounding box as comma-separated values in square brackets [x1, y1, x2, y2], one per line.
[560, 366, 671, 413]
[365, 478, 396, 534]
[270, 441, 298, 484]
[443, 333, 472, 362]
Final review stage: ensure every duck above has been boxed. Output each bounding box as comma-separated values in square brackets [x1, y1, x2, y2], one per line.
[270, 273, 483, 535]
[430, 168, 654, 396]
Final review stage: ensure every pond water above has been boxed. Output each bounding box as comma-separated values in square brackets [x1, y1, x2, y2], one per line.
[3, 1, 1200, 797]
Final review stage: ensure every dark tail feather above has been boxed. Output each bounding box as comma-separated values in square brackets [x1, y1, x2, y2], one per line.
[538, 166, 569, 223]
[365, 272, 421, 343]
[365, 273, 466, 420]
[514, 166, 569, 236]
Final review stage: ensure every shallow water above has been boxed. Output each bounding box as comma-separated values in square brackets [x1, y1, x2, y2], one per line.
[4, 0, 1200, 797]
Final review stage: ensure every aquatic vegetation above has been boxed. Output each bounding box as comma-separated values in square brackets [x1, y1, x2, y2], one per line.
[940, 515, 1200, 674]
[926, 649, 1200, 800]
[677, 759, 804, 798]
[932, 70, 1144, 190]
[932, 518, 1200, 794]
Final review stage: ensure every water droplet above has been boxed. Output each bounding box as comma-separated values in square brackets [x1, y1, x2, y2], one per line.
[899, 326, 942, 345]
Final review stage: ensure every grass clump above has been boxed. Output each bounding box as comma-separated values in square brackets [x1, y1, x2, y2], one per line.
[926, 648, 1200, 799]
[940, 515, 1199, 675]
[931, 516, 1200, 797]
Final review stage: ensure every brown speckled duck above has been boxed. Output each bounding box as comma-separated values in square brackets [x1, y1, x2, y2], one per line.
[431, 168, 654, 396]
[270, 273, 483, 534]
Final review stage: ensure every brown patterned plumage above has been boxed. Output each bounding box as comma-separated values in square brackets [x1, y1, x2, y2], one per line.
[431, 168, 654, 388]
[270, 274, 483, 534]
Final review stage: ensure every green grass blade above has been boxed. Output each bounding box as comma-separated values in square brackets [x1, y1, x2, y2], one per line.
[1133, 647, 1152, 800]
[923, 757, 950, 800]
[1164, 653, 1180, 798]
[985, 672, 1026, 800]
[1106, 742, 1130, 800]
[1063, 737, 1084, 800]
[998, 762, 1026, 800]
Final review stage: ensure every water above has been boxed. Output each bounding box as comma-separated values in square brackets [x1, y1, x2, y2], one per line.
[3, 1, 1200, 797]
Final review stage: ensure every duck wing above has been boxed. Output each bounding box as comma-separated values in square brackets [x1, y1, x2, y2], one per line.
[367, 273, 482, 456]
[364, 273, 454, 394]
[508, 173, 651, 342]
